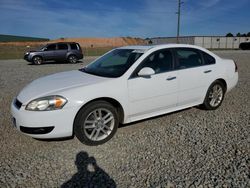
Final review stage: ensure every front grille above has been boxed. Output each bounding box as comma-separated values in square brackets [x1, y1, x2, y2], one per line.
[14, 99, 22, 110]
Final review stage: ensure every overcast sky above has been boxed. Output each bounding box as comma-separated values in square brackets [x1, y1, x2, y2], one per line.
[0, 0, 249, 39]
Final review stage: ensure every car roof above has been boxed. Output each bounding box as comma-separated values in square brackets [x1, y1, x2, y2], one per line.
[48, 42, 79, 45]
[118, 44, 207, 53]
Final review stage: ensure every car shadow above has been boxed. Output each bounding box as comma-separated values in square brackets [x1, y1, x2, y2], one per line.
[35, 107, 194, 142]
[34, 135, 74, 142]
[61, 151, 116, 188]
[27, 60, 83, 65]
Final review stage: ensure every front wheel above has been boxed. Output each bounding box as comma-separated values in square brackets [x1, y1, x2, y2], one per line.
[203, 81, 226, 110]
[74, 101, 119, 145]
[32, 56, 43, 65]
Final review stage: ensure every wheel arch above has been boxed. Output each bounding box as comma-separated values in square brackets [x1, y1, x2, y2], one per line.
[32, 54, 43, 61]
[215, 78, 227, 92]
[74, 97, 125, 125]
[66, 53, 77, 59]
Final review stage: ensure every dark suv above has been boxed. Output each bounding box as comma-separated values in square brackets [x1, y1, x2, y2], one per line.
[24, 42, 83, 64]
[239, 42, 250, 50]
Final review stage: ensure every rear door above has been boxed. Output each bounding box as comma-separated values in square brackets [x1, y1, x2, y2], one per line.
[173, 48, 216, 106]
[55, 43, 69, 60]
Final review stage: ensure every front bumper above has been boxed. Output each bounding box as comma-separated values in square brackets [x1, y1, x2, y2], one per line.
[24, 54, 32, 62]
[11, 99, 79, 139]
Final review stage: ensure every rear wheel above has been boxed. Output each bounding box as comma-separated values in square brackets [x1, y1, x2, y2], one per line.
[74, 101, 119, 145]
[32, 56, 43, 65]
[203, 81, 226, 110]
[68, 55, 78, 64]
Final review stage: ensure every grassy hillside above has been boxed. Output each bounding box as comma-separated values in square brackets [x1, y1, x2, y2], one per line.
[0, 45, 113, 59]
[0, 34, 49, 42]
[0, 37, 146, 59]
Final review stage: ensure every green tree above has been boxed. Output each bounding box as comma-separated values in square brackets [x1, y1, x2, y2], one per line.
[226, 33, 234, 37]
[236, 33, 241, 37]
[246, 32, 250, 37]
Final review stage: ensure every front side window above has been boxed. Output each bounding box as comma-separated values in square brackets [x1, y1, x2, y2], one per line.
[81, 49, 142, 78]
[58, 44, 68, 50]
[133, 49, 173, 77]
[175, 48, 202, 69]
[46, 44, 56, 51]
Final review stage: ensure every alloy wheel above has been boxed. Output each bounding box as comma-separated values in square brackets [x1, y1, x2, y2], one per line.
[69, 55, 77, 63]
[33, 57, 42, 65]
[208, 84, 224, 107]
[83, 108, 115, 141]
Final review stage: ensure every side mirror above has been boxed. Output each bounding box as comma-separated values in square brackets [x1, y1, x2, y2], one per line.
[138, 67, 155, 77]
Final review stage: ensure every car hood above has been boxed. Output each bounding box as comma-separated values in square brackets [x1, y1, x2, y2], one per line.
[26, 50, 40, 53]
[17, 70, 109, 104]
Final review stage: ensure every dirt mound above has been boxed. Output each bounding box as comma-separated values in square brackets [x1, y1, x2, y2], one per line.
[53, 37, 146, 47]
[0, 37, 146, 47]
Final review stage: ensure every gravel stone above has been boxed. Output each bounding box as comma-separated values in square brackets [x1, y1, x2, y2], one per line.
[0, 51, 249, 187]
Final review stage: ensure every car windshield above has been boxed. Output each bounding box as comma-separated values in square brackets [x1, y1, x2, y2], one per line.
[80, 49, 143, 78]
[39, 45, 48, 51]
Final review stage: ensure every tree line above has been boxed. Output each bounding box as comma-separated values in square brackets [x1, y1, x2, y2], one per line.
[226, 32, 250, 37]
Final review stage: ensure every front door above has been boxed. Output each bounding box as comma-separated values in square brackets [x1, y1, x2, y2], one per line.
[128, 49, 178, 119]
[43, 44, 56, 60]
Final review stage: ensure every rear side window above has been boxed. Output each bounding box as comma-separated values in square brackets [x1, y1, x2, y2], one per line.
[58, 44, 68, 50]
[203, 52, 216, 65]
[70, 43, 78, 50]
[175, 48, 203, 69]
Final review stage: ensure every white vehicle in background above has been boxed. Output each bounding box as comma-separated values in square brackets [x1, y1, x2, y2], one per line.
[11, 44, 238, 145]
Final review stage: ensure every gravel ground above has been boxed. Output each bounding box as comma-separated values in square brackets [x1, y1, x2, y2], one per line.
[0, 51, 249, 187]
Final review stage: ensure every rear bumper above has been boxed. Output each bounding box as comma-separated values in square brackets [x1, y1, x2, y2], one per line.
[78, 53, 84, 59]
[227, 72, 238, 92]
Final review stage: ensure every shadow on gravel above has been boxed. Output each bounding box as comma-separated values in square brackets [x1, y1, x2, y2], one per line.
[61, 151, 116, 188]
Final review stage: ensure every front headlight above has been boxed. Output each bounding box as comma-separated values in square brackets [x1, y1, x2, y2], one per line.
[26, 95, 67, 111]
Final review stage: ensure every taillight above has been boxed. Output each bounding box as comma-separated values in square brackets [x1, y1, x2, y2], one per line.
[234, 61, 238, 72]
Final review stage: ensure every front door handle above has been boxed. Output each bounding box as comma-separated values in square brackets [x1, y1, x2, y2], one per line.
[166, 76, 176, 81]
[204, 70, 212, 73]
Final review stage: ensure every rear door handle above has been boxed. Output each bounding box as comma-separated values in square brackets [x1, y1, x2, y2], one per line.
[166, 76, 176, 81]
[204, 70, 212, 73]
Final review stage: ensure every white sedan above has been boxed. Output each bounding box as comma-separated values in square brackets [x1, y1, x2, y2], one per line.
[11, 44, 238, 145]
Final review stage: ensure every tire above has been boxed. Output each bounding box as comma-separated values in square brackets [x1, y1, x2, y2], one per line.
[74, 101, 119, 146]
[32, 56, 43, 65]
[68, 55, 78, 64]
[203, 80, 226, 110]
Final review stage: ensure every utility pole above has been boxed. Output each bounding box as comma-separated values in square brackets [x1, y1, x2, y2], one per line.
[176, 0, 183, 43]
